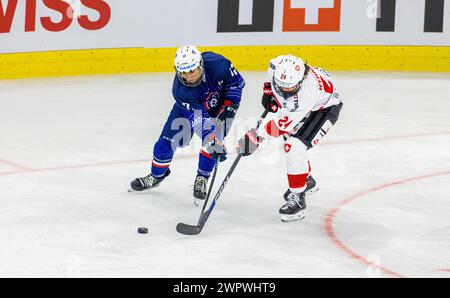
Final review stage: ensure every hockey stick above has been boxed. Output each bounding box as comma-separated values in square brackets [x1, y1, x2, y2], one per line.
[176, 108, 270, 235]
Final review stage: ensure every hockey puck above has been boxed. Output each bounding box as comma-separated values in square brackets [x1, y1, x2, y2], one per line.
[137, 227, 148, 234]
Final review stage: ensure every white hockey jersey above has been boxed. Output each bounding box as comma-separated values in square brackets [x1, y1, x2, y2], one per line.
[262, 56, 341, 138]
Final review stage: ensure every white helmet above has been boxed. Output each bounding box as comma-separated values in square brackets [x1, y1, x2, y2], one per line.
[174, 45, 203, 87]
[272, 55, 306, 96]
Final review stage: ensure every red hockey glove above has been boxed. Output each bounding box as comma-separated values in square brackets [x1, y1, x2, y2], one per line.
[261, 82, 280, 113]
[236, 128, 265, 156]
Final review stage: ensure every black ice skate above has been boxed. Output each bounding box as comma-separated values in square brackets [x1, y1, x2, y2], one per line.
[128, 169, 171, 192]
[283, 175, 319, 201]
[193, 175, 209, 201]
[280, 191, 306, 222]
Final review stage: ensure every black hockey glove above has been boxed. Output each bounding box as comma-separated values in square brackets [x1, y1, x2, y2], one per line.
[261, 82, 280, 113]
[236, 128, 265, 157]
[217, 100, 239, 122]
[206, 138, 228, 162]
[216, 100, 239, 138]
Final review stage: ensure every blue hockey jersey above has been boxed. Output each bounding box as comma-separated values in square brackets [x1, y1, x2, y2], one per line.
[172, 52, 245, 117]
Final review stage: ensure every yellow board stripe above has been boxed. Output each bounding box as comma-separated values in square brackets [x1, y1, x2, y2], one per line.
[0, 45, 449, 79]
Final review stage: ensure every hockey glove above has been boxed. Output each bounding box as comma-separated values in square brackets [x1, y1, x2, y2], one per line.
[217, 100, 239, 122]
[236, 128, 265, 156]
[206, 138, 228, 162]
[261, 82, 280, 113]
[216, 100, 239, 138]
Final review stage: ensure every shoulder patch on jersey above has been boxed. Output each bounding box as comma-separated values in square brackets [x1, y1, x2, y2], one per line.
[284, 144, 292, 153]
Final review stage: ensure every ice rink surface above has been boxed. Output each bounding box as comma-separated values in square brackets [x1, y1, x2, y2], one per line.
[0, 72, 449, 277]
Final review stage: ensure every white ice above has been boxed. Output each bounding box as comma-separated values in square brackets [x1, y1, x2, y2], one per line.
[0, 72, 449, 278]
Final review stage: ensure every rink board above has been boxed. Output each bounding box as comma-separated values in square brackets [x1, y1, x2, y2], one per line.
[1, 45, 450, 79]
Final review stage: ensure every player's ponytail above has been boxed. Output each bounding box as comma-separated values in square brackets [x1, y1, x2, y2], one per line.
[304, 63, 310, 77]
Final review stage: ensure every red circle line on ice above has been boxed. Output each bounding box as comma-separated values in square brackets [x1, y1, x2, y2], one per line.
[437, 269, 450, 272]
[325, 170, 450, 278]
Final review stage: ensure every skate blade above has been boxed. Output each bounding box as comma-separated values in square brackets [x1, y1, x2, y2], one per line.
[127, 187, 153, 193]
[280, 211, 306, 222]
[193, 196, 207, 207]
[305, 186, 319, 197]
[193, 191, 206, 206]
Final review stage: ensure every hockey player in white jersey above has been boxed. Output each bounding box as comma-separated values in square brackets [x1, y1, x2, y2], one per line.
[236, 54, 343, 222]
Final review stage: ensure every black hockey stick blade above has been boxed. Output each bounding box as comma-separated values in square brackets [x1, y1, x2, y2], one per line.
[176, 222, 204, 235]
[176, 210, 210, 235]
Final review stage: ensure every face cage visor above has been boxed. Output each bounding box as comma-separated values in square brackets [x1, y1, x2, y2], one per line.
[175, 61, 204, 87]
[272, 76, 302, 98]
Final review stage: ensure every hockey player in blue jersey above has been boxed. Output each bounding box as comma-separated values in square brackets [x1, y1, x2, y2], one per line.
[130, 45, 245, 200]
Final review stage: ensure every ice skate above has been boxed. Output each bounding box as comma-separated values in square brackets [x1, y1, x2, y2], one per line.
[280, 191, 306, 222]
[193, 175, 209, 206]
[128, 169, 171, 192]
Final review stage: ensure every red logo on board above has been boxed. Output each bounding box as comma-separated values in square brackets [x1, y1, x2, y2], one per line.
[283, 0, 341, 32]
[0, 0, 111, 33]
